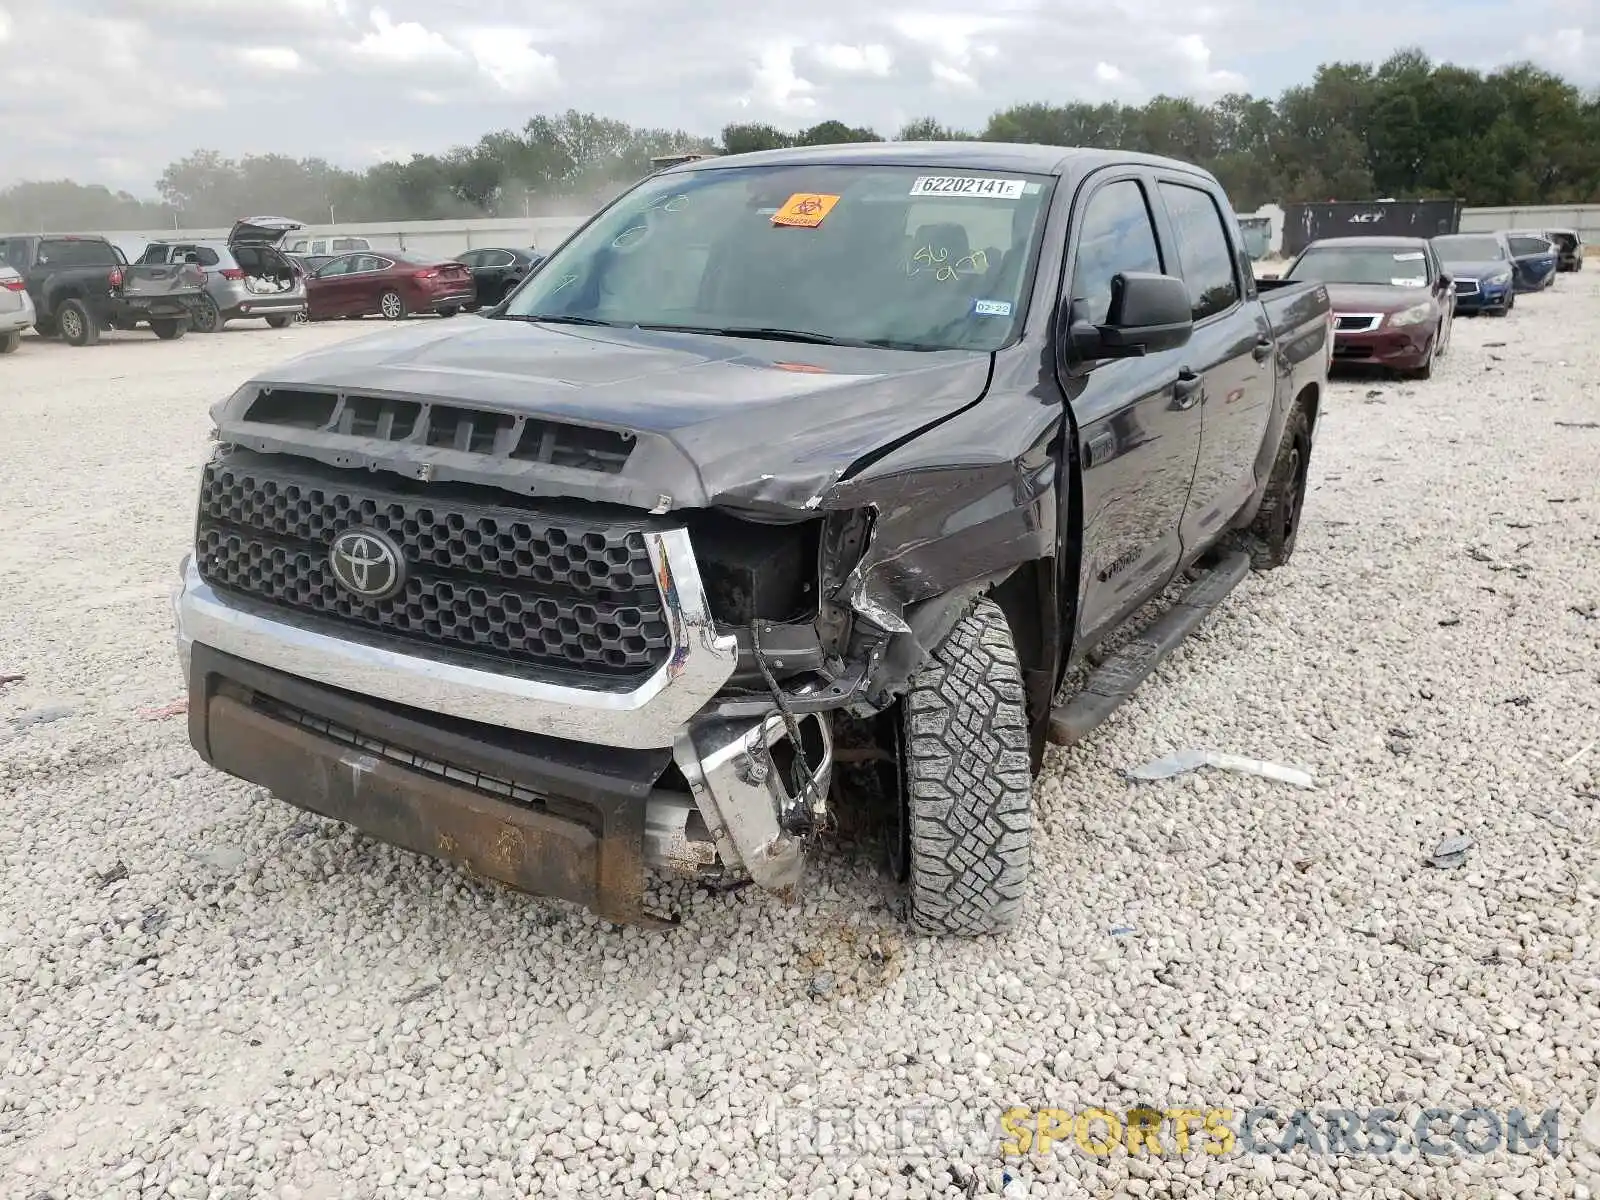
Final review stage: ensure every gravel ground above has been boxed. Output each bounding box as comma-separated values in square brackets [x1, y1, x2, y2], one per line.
[2, 295, 1598, 1200]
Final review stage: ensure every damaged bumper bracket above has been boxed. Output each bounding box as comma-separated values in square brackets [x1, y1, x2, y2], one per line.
[673, 712, 833, 899]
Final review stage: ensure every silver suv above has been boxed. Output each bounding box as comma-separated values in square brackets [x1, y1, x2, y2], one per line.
[0, 263, 37, 354]
[137, 216, 307, 332]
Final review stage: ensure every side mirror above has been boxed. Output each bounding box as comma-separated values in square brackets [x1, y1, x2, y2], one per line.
[1068, 272, 1194, 360]
[1438, 273, 1452, 288]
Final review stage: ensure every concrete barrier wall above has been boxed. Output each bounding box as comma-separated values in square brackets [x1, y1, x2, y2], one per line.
[100, 216, 590, 262]
[1458, 204, 1600, 247]
[95, 202, 1600, 263]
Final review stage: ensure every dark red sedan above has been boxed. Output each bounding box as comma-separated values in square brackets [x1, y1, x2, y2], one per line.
[306, 251, 475, 321]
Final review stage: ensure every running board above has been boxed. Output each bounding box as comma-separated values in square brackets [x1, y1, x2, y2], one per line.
[1047, 549, 1252, 747]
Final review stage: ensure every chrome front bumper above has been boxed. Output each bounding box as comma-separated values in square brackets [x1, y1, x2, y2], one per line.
[174, 528, 831, 893]
[173, 528, 739, 751]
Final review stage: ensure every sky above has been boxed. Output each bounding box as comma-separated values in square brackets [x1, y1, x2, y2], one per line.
[0, 0, 1596, 194]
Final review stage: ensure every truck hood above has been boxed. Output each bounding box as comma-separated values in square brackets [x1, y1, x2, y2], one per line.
[220, 315, 996, 514]
[1323, 282, 1431, 312]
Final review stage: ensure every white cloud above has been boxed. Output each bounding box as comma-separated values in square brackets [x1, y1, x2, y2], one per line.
[460, 28, 560, 98]
[237, 46, 306, 72]
[1095, 61, 1124, 83]
[351, 7, 462, 65]
[745, 42, 817, 113]
[814, 43, 893, 76]
[930, 61, 977, 90]
[891, 13, 1006, 91]
[1170, 32, 1248, 94]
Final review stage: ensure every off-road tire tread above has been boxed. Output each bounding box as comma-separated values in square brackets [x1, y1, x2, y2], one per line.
[902, 597, 1032, 936]
[59, 299, 99, 347]
[1240, 403, 1311, 570]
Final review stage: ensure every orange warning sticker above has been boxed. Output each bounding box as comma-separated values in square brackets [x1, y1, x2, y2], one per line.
[771, 193, 840, 228]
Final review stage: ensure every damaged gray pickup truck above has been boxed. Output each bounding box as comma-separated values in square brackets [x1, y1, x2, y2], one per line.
[174, 144, 1333, 934]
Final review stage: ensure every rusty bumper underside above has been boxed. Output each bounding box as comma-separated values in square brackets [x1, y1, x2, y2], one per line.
[188, 646, 678, 927]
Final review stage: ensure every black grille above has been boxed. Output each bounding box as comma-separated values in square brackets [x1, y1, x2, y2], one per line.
[1334, 315, 1377, 332]
[1454, 280, 1478, 295]
[196, 456, 672, 678]
[240, 388, 635, 474]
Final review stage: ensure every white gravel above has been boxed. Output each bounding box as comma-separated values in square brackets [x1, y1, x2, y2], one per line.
[2, 296, 1598, 1199]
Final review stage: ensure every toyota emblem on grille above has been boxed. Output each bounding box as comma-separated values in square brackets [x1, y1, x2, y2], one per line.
[328, 528, 405, 601]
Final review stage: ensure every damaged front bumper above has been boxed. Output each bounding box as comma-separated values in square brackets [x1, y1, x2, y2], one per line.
[173, 540, 834, 925]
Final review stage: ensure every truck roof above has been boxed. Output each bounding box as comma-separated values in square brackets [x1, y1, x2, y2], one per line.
[660, 141, 1219, 182]
[1303, 236, 1432, 249]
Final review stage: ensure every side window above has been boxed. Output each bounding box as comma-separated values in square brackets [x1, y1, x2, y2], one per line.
[317, 256, 351, 277]
[1069, 179, 1163, 326]
[332, 238, 359, 252]
[484, 251, 514, 267]
[458, 251, 482, 267]
[1158, 182, 1240, 321]
[139, 244, 170, 264]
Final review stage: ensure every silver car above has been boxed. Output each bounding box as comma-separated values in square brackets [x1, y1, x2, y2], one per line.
[136, 216, 307, 332]
[0, 262, 37, 354]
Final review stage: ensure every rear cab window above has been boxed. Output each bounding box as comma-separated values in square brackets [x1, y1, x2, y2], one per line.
[1157, 182, 1241, 321]
[37, 239, 119, 268]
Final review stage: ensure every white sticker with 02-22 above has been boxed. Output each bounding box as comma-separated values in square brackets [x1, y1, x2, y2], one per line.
[910, 176, 1026, 200]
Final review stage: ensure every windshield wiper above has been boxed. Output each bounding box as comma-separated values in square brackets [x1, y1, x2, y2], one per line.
[497, 313, 617, 327]
[634, 323, 886, 348]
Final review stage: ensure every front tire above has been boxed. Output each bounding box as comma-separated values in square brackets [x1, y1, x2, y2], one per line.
[149, 318, 185, 340]
[898, 597, 1032, 936]
[1402, 333, 1436, 381]
[266, 315, 292, 329]
[57, 299, 99, 347]
[0, 330, 20, 354]
[437, 306, 459, 318]
[1240, 403, 1311, 570]
[378, 291, 406, 320]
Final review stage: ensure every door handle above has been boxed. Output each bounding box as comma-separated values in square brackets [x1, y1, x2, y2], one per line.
[1251, 336, 1273, 362]
[1172, 368, 1203, 410]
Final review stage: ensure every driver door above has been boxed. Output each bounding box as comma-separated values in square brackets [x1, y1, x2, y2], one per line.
[1056, 172, 1204, 654]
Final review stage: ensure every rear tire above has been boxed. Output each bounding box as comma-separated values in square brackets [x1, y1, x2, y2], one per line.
[899, 597, 1032, 936]
[57, 299, 99, 347]
[437, 306, 459, 318]
[378, 291, 406, 320]
[149, 318, 185, 340]
[0, 331, 20, 354]
[265, 315, 291, 329]
[190, 297, 221, 333]
[1240, 403, 1311, 570]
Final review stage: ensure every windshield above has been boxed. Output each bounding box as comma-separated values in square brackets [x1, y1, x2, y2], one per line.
[1286, 246, 1432, 287]
[499, 163, 1054, 351]
[1433, 235, 1504, 262]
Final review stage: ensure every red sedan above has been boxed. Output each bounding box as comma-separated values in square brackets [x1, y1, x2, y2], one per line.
[306, 251, 475, 321]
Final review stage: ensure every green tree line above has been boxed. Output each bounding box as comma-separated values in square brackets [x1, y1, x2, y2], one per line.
[3, 49, 1597, 232]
